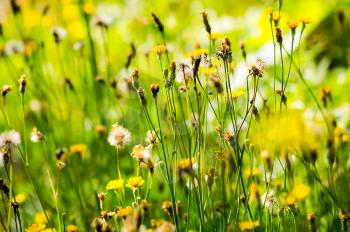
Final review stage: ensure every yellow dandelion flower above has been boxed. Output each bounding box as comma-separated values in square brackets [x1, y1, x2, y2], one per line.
[187, 48, 208, 58]
[211, 58, 222, 68]
[23, 9, 41, 28]
[35, 211, 50, 224]
[292, 184, 311, 200]
[199, 67, 216, 76]
[116, 206, 133, 218]
[300, 17, 312, 25]
[25, 223, 46, 232]
[250, 183, 260, 199]
[67, 224, 78, 232]
[239, 220, 260, 230]
[178, 158, 195, 170]
[67, 21, 85, 40]
[70, 144, 87, 154]
[267, 7, 273, 16]
[209, 32, 221, 41]
[15, 193, 26, 205]
[62, 4, 79, 21]
[284, 195, 296, 206]
[42, 229, 56, 232]
[126, 176, 144, 190]
[41, 15, 52, 27]
[83, 2, 95, 15]
[230, 61, 237, 70]
[153, 44, 167, 56]
[244, 167, 260, 179]
[231, 89, 245, 99]
[272, 12, 280, 22]
[106, 179, 124, 191]
[287, 20, 299, 30]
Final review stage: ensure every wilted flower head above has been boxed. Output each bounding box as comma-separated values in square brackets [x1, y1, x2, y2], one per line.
[176, 59, 193, 85]
[5, 40, 24, 55]
[0, 130, 21, 149]
[93, 15, 112, 28]
[107, 123, 131, 148]
[1, 85, 12, 97]
[261, 191, 277, 209]
[145, 130, 158, 146]
[249, 57, 266, 78]
[131, 144, 152, 162]
[18, 75, 27, 94]
[31, 127, 44, 143]
[51, 26, 67, 43]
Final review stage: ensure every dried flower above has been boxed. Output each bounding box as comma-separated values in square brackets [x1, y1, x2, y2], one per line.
[5, 40, 24, 55]
[201, 12, 211, 34]
[18, 75, 27, 94]
[31, 127, 44, 143]
[249, 57, 266, 78]
[51, 26, 67, 43]
[0, 130, 21, 149]
[151, 83, 160, 98]
[275, 27, 283, 44]
[107, 123, 131, 148]
[151, 13, 164, 33]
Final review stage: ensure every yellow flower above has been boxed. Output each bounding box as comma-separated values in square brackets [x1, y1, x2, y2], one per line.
[187, 48, 208, 58]
[198, 67, 216, 76]
[153, 44, 167, 56]
[35, 211, 50, 224]
[83, 2, 95, 15]
[67, 224, 78, 232]
[106, 179, 124, 191]
[25, 223, 46, 232]
[250, 183, 260, 199]
[285, 195, 296, 206]
[244, 167, 260, 179]
[62, 4, 80, 21]
[132, 144, 145, 160]
[267, 7, 273, 16]
[67, 21, 85, 40]
[292, 184, 311, 200]
[41, 229, 56, 232]
[272, 12, 280, 22]
[230, 61, 237, 70]
[287, 20, 299, 30]
[23, 9, 41, 28]
[300, 17, 312, 25]
[126, 176, 144, 190]
[209, 32, 221, 41]
[231, 89, 245, 99]
[211, 58, 222, 68]
[178, 158, 195, 170]
[70, 144, 87, 154]
[116, 206, 133, 218]
[15, 193, 26, 205]
[239, 220, 260, 230]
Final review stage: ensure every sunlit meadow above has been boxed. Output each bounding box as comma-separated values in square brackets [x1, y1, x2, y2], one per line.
[0, 0, 349, 231]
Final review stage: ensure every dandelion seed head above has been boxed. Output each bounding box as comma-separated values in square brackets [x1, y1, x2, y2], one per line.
[108, 123, 131, 148]
[0, 130, 21, 149]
